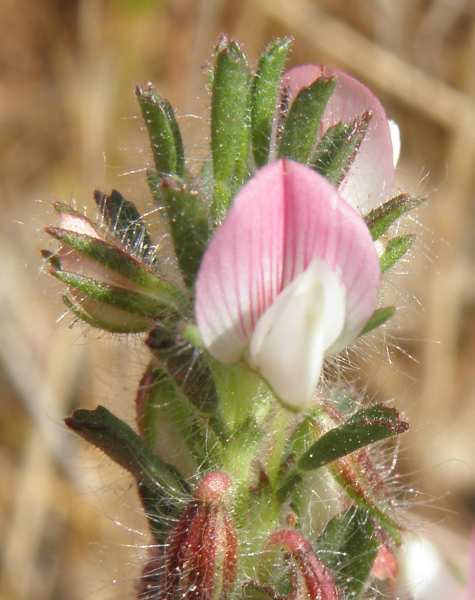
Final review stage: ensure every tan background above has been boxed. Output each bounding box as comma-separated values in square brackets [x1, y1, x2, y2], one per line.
[1, 1, 475, 598]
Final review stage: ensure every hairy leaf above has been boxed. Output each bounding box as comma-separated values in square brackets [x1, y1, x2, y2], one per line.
[136, 84, 185, 177]
[365, 194, 426, 240]
[298, 404, 408, 471]
[380, 234, 415, 272]
[360, 306, 396, 336]
[313, 112, 371, 186]
[279, 76, 335, 164]
[251, 37, 292, 167]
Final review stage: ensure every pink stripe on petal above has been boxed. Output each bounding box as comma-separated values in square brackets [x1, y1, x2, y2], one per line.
[196, 160, 380, 364]
[284, 65, 395, 212]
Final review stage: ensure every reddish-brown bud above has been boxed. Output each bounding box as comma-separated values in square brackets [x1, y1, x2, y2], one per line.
[162, 472, 237, 600]
[137, 547, 162, 600]
[43, 204, 186, 332]
[267, 530, 340, 600]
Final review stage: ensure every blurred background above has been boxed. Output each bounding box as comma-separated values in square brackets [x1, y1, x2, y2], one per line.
[1, 0, 475, 598]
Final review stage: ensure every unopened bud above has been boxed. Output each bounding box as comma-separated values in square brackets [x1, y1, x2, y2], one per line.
[43, 203, 187, 333]
[162, 472, 237, 600]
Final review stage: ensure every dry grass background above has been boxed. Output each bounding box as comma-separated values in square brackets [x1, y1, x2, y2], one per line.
[1, 1, 475, 598]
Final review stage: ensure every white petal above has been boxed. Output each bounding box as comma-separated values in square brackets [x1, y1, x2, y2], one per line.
[248, 259, 346, 409]
[389, 119, 401, 167]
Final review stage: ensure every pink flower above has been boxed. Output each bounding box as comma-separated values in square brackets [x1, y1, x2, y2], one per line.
[195, 159, 380, 409]
[283, 65, 399, 212]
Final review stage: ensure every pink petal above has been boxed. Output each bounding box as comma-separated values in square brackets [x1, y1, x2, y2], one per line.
[284, 65, 395, 212]
[462, 528, 475, 600]
[195, 159, 380, 364]
[58, 211, 100, 238]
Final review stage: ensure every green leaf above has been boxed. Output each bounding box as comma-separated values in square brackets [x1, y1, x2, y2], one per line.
[251, 37, 292, 167]
[360, 306, 396, 336]
[312, 112, 371, 185]
[317, 507, 378, 598]
[147, 170, 209, 287]
[62, 294, 152, 333]
[211, 36, 252, 222]
[380, 234, 415, 272]
[278, 76, 335, 164]
[52, 270, 180, 318]
[365, 194, 426, 240]
[65, 405, 189, 541]
[298, 404, 408, 471]
[136, 84, 185, 177]
[94, 189, 153, 258]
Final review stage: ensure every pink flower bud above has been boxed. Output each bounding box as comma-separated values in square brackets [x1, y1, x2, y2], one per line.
[162, 472, 237, 600]
[43, 205, 185, 333]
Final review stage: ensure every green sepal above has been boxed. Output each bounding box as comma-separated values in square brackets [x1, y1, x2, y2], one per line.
[94, 189, 153, 258]
[62, 294, 152, 333]
[51, 270, 179, 319]
[312, 112, 371, 185]
[46, 227, 187, 313]
[278, 76, 336, 164]
[380, 234, 415, 272]
[251, 37, 292, 167]
[147, 170, 209, 287]
[360, 306, 396, 336]
[211, 36, 252, 222]
[46, 226, 161, 291]
[365, 194, 426, 240]
[210, 360, 274, 433]
[146, 326, 218, 416]
[317, 507, 379, 598]
[137, 364, 217, 469]
[221, 417, 266, 519]
[241, 583, 276, 600]
[65, 405, 189, 541]
[298, 404, 408, 471]
[136, 84, 185, 177]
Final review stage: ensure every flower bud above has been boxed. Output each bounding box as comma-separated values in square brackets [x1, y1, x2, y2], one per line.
[162, 472, 237, 600]
[137, 547, 162, 600]
[43, 203, 187, 333]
